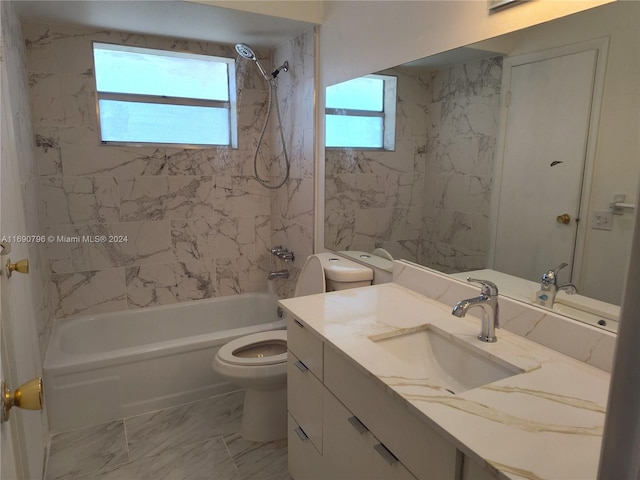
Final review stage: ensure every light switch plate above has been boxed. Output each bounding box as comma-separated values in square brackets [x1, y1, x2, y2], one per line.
[592, 210, 613, 230]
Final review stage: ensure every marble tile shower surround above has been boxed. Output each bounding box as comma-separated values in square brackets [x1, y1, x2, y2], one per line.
[393, 261, 616, 372]
[2, 4, 52, 362]
[325, 57, 501, 273]
[24, 22, 315, 318]
[269, 30, 315, 299]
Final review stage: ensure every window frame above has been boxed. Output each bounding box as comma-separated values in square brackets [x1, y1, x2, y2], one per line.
[92, 41, 238, 149]
[325, 73, 397, 151]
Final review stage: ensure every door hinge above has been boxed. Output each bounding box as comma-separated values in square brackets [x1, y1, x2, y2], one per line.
[505, 91, 512, 107]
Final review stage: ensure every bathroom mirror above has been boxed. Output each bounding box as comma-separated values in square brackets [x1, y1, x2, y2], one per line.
[324, 2, 639, 332]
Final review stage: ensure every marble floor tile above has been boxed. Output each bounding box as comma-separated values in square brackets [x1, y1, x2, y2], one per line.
[46, 420, 129, 480]
[46, 391, 291, 480]
[223, 432, 289, 480]
[78, 437, 238, 480]
[125, 390, 244, 461]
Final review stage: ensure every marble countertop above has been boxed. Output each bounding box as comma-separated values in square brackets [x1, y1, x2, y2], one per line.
[279, 282, 610, 480]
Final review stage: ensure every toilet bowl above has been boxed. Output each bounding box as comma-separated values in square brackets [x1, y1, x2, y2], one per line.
[212, 253, 373, 442]
[213, 331, 287, 442]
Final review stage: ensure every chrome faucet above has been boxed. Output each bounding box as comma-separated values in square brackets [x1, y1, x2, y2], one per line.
[452, 278, 500, 343]
[539, 263, 577, 306]
[268, 270, 289, 280]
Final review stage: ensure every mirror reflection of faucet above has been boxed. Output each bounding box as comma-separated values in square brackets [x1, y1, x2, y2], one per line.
[535, 263, 578, 308]
[451, 278, 500, 343]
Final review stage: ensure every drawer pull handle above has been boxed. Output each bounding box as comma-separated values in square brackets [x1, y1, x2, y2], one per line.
[374, 443, 399, 466]
[294, 319, 304, 328]
[294, 426, 308, 441]
[294, 360, 309, 372]
[347, 416, 369, 435]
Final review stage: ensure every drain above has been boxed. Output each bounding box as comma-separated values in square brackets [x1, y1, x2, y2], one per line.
[598, 319, 607, 326]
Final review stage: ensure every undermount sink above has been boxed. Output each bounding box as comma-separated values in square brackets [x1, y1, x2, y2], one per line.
[369, 325, 523, 394]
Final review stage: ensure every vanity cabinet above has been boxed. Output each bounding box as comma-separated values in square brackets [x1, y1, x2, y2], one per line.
[324, 387, 417, 480]
[287, 316, 458, 480]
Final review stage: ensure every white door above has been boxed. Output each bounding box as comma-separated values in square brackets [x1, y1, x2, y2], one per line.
[490, 47, 599, 284]
[1, 63, 46, 479]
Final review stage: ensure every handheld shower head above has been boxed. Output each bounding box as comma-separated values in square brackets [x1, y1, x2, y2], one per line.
[235, 43, 256, 60]
[235, 42, 270, 81]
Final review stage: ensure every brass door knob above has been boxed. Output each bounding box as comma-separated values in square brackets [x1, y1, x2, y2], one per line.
[2, 377, 43, 422]
[5, 258, 29, 278]
[556, 213, 571, 224]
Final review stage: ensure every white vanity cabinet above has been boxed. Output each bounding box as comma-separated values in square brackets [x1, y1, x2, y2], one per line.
[287, 316, 458, 480]
[324, 388, 417, 480]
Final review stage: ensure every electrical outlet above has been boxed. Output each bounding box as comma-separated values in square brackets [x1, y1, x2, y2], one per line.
[592, 210, 613, 230]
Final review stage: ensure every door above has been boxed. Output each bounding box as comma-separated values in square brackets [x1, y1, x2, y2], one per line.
[1, 63, 46, 479]
[490, 46, 600, 284]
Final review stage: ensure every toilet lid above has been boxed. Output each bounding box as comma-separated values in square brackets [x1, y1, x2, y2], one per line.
[294, 255, 325, 297]
[217, 330, 287, 366]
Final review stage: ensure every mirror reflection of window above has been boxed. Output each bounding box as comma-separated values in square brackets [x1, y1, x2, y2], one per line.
[325, 74, 397, 150]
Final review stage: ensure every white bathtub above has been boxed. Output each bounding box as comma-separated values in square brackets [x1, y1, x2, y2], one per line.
[43, 293, 285, 433]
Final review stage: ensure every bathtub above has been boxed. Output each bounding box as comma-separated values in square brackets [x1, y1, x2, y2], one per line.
[43, 293, 285, 433]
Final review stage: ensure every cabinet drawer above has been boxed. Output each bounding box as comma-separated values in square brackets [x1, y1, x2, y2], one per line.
[324, 344, 457, 480]
[287, 317, 323, 380]
[288, 351, 323, 453]
[373, 442, 418, 480]
[323, 388, 374, 480]
[288, 414, 324, 480]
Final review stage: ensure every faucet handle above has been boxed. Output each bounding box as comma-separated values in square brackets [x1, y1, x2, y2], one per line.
[541, 262, 568, 285]
[466, 277, 499, 296]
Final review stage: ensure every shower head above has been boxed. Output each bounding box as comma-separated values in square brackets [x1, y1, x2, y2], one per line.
[235, 43, 256, 60]
[235, 42, 270, 81]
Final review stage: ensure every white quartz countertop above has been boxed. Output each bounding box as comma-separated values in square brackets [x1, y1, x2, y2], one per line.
[279, 283, 610, 480]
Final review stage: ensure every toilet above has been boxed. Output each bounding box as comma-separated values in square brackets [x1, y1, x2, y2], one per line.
[212, 252, 373, 442]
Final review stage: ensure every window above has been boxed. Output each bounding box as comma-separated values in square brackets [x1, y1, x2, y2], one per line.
[325, 74, 397, 149]
[92, 42, 237, 147]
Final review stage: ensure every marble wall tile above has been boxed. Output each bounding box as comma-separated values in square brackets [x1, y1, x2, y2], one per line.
[419, 56, 502, 272]
[125, 260, 216, 309]
[40, 175, 120, 226]
[23, 21, 318, 316]
[66, 221, 174, 271]
[267, 29, 316, 299]
[59, 126, 169, 176]
[51, 269, 127, 318]
[119, 176, 215, 222]
[215, 253, 270, 296]
[35, 126, 62, 175]
[172, 216, 255, 262]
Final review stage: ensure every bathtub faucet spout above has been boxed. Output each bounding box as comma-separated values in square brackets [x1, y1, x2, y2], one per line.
[268, 270, 289, 280]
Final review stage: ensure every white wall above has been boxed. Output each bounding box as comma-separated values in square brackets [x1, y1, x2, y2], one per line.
[319, 0, 613, 87]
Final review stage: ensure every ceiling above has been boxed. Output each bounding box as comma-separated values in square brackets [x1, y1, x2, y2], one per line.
[13, 0, 317, 49]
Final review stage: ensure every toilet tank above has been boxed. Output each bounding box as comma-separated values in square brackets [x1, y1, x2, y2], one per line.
[318, 253, 373, 292]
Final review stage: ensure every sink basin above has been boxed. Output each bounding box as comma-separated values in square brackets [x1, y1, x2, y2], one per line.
[369, 325, 523, 394]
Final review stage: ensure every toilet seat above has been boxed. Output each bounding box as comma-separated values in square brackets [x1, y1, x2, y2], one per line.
[217, 330, 287, 366]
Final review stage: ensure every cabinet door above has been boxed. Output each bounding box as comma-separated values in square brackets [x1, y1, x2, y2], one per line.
[372, 443, 418, 480]
[323, 389, 374, 480]
[288, 414, 324, 480]
[462, 455, 499, 480]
